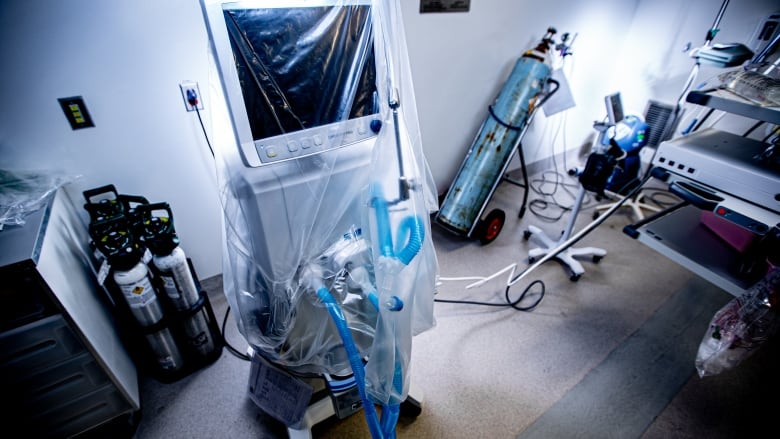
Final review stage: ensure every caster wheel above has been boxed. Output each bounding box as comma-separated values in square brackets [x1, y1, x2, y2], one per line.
[523, 230, 532, 240]
[570, 273, 581, 282]
[401, 396, 422, 418]
[528, 256, 536, 264]
[592, 211, 600, 220]
[478, 209, 505, 245]
[593, 255, 603, 263]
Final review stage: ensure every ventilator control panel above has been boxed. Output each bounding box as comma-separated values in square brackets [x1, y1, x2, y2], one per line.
[248, 115, 379, 166]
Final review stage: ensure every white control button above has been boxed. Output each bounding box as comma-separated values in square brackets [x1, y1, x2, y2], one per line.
[287, 140, 299, 152]
[301, 138, 312, 149]
[313, 134, 323, 146]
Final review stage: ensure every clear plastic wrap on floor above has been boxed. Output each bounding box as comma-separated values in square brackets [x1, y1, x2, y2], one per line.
[695, 268, 780, 377]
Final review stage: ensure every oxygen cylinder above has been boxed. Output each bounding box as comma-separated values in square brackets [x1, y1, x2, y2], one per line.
[99, 227, 185, 372]
[140, 203, 217, 359]
[437, 28, 556, 235]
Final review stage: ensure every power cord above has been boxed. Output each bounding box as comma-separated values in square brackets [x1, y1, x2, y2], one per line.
[221, 305, 250, 361]
[506, 169, 654, 290]
[435, 279, 545, 312]
[184, 88, 245, 359]
[437, 169, 655, 312]
[186, 89, 215, 158]
[527, 170, 585, 222]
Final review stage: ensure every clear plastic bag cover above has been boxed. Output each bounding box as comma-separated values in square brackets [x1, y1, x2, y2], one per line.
[0, 169, 79, 226]
[204, 0, 438, 402]
[224, 6, 377, 138]
[695, 268, 780, 377]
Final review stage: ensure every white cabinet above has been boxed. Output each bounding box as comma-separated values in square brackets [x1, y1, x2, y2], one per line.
[0, 186, 140, 437]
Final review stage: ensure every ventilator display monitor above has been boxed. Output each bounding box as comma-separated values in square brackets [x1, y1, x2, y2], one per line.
[203, 0, 377, 166]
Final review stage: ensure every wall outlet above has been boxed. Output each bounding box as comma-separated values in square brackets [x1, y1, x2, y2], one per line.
[179, 81, 204, 111]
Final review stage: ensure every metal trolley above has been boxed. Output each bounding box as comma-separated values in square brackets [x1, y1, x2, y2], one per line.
[435, 28, 562, 244]
[436, 70, 559, 244]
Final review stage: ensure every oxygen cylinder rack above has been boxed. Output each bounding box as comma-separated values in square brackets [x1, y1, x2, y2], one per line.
[142, 257, 223, 383]
[435, 28, 564, 244]
[83, 185, 223, 383]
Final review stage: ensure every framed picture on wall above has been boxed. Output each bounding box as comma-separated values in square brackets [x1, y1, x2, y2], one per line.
[420, 0, 470, 13]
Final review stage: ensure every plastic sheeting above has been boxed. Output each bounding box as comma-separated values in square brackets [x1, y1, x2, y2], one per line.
[0, 169, 79, 226]
[201, 0, 438, 405]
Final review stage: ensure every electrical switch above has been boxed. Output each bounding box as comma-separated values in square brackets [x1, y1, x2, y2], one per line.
[58, 96, 94, 130]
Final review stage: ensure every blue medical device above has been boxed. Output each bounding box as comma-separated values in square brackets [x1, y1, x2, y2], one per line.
[604, 114, 649, 194]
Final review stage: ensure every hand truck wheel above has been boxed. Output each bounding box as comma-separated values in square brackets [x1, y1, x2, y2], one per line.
[478, 209, 505, 245]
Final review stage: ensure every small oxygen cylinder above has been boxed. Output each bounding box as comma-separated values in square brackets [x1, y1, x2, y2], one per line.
[437, 28, 557, 235]
[83, 184, 124, 223]
[101, 229, 185, 372]
[140, 203, 217, 359]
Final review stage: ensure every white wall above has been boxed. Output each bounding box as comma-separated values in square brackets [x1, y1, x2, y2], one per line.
[400, 0, 779, 192]
[611, 0, 779, 138]
[0, 0, 222, 278]
[1, 0, 777, 279]
[399, 0, 641, 189]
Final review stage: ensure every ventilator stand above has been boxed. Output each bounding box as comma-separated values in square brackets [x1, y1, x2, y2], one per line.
[591, 187, 660, 221]
[523, 123, 609, 282]
[593, 1, 732, 223]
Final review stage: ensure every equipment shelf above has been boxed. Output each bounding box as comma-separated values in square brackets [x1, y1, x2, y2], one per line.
[626, 203, 763, 296]
[625, 88, 779, 296]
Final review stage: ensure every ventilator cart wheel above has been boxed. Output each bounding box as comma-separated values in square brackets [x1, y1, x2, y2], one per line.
[478, 209, 505, 245]
[400, 395, 423, 418]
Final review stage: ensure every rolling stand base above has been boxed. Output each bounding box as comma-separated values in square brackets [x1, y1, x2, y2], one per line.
[524, 185, 607, 281]
[593, 190, 660, 221]
[525, 225, 606, 281]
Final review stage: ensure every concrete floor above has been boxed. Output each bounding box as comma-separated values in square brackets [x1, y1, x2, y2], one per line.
[125, 173, 779, 439]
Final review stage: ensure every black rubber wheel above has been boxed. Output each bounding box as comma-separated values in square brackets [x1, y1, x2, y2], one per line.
[523, 230, 532, 240]
[400, 395, 423, 418]
[593, 255, 603, 263]
[528, 256, 536, 264]
[570, 273, 581, 282]
[478, 209, 505, 245]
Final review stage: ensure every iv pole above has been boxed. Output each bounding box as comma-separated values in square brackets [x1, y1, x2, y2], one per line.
[595, 0, 732, 221]
[523, 124, 611, 282]
[660, 0, 730, 142]
[523, 0, 732, 281]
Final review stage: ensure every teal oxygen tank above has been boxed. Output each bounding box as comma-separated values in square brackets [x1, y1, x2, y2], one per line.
[436, 29, 555, 238]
